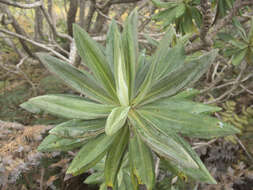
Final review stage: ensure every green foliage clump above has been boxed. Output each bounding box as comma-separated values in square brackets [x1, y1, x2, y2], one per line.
[151, 0, 202, 34]
[216, 17, 253, 65]
[21, 11, 239, 190]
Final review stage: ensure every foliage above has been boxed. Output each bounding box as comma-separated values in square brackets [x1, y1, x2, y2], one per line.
[151, 0, 202, 34]
[213, 0, 235, 19]
[216, 17, 253, 65]
[20, 10, 240, 190]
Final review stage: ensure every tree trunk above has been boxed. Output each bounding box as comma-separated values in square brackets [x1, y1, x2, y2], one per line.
[91, 5, 110, 34]
[67, 0, 78, 36]
[79, 0, 86, 28]
[34, 0, 44, 40]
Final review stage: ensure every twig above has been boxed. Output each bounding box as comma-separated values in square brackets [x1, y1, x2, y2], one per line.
[204, 61, 247, 104]
[234, 135, 253, 163]
[0, 28, 70, 63]
[40, 167, 45, 190]
[95, 7, 123, 27]
[16, 56, 37, 93]
[69, 40, 77, 65]
[239, 84, 253, 95]
[155, 157, 160, 178]
[40, 5, 72, 42]
[193, 139, 217, 150]
[0, 0, 42, 9]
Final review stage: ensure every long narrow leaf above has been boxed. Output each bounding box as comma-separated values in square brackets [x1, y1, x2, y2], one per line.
[139, 97, 221, 114]
[132, 28, 176, 105]
[129, 132, 155, 190]
[137, 109, 240, 139]
[122, 10, 138, 99]
[38, 134, 86, 152]
[37, 53, 114, 104]
[49, 119, 105, 139]
[162, 135, 217, 184]
[112, 21, 129, 106]
[141, 50, 218, 105]
[151, 0, 180, 8]
[105, 126, 129, 188]
[128, 111, 199, 169]
[73, 24, 117, 99]
[21, 94, 115, 119]
[67, 133, 115, 176]
[154, 43, 185, 80]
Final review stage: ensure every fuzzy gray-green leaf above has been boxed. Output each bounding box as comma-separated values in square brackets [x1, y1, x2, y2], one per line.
[22, 94, 115, 119]
[73, 24, 116, 99]
[128, 111, 199, 169]
[38, 134, 86, 152]
[129, 132, 155, 190]
[37, 53, 114, 104]
[67, 134, 115, 176]
[49, 119, 105, 139]
[137, 109, 240, 139]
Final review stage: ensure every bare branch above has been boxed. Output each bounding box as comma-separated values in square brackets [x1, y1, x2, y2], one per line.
[108, 0, 142, 5]
[40, 5, 72, 42]
[0, 0, 42, 9]
[0, 28, 70, 63]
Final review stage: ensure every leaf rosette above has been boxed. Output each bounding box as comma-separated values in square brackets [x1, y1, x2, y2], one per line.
[21, 10, 239, 189]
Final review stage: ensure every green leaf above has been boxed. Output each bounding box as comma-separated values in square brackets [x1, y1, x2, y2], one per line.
[229, 39, 248, 49]
[106, 22, 116, 73]
[232, 18, 248, 42]
[105, 126, 129, 188]
[21, 94, 115, 119]
[128, 111, 199, 169]
[84, 172, 104, 185]
[141, 50, 218, 105]
[135, 51, 150, 94]
[38, 134, 86, 152]
[153, 3, 186, 29]
[118, 170, 137, 190]
[129, 132, 155, 190]
[133, 28, 176, 105]
[249, 17, 253, 44]
[154, 43, 185, 81]
[232, 49, 247, 66]
[112, 21, 129, 106]
[122, 10, 139, 99]
[36, 53, 114, 104]
[171, 88, 200, 99]
[217, 32, 235, 42]
[137, 109, 240, 139]
[151, 0, 179, 8]
[67, 133, 115, 176]
[190, 6, 202, 28]
[105, 106, 130, 136]
[162, 135, 217, 184]
[181, 8, 194, 33]
[49, 119, 105, 139]
[19, 101, 42, 114]
[73, 24, 116, 99]
[140, 97, 221, 114]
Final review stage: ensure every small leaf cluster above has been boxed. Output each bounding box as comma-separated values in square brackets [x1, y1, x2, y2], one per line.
[21, 11, 239, 189]
[151, 0, 202, 34]
[216, 17, 253, 65]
